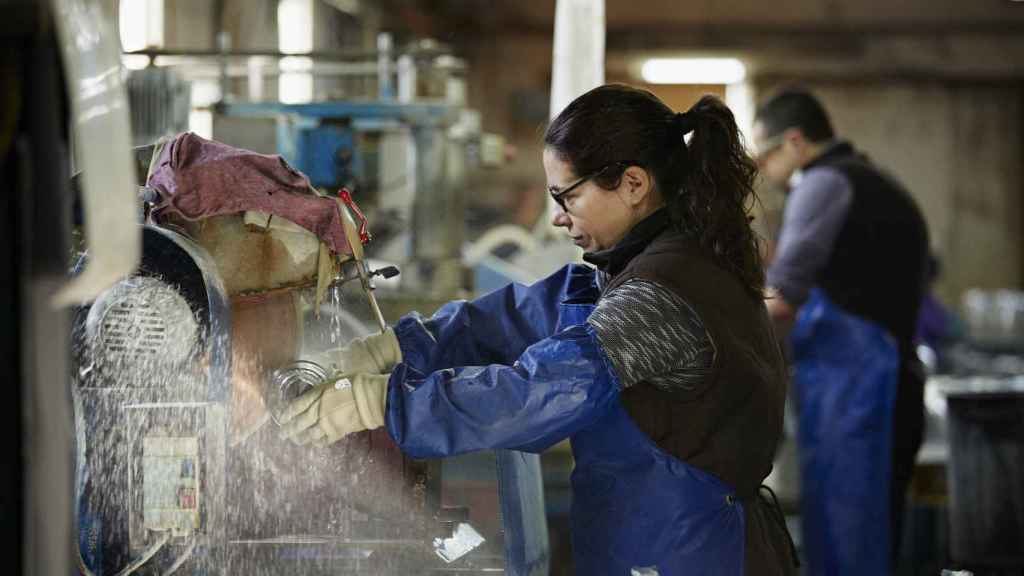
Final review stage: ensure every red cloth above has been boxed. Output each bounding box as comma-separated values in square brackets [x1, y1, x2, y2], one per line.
[148, 132, 352, 256]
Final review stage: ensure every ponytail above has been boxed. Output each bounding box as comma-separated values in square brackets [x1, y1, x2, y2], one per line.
[667, 96, 764, 299]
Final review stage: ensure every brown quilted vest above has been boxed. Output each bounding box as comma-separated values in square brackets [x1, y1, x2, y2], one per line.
[604, 229, 796, 575]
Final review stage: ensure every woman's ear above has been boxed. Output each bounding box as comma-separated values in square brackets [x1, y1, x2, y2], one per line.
[620, 165, 653, 207]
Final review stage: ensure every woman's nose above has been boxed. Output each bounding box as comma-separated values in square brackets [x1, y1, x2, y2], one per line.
[550, 208, 571, 228]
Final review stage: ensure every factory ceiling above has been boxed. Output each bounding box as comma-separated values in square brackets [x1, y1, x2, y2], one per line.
[380, 0, 1024, 44]
[378, 0, 1024, 80]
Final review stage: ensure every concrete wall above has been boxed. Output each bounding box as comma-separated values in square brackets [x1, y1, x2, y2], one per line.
[220, 0, 279, 51]
[163, 0, 216, 49]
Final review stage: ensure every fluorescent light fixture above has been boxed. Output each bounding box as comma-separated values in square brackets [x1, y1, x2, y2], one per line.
[189, 109, 213, 140]
[119, 0, 164, 52]
[189, 80, 220, 139]
[278, 0, 314, 103]
[278, 0, 314, 54]
[279, 57, 314, 104]
[191, 80, 223, 108]
[641, 58, 746, 85]
[121, 54, 151, 71]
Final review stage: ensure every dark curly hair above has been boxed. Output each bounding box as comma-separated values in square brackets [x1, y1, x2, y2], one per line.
[544, 84, 765, 299]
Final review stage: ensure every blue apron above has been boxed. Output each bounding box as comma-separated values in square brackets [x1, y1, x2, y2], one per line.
[386, 265, 746, 575]
[791, 289, 898, 575]
[556, 300, 745, 576]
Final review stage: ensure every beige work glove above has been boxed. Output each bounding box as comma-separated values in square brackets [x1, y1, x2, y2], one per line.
[278, 373, 390, 447]
[308, 328, 402, 376]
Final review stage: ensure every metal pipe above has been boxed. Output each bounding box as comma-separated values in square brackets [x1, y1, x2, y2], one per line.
[123, 45, 454, 62]
[376, 32, 394, 99]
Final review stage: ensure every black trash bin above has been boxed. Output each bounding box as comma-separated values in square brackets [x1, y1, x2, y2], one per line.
[945, 382, 1024, 571]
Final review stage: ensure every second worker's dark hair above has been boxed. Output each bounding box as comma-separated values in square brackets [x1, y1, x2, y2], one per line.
[754, 88, 835, 142]
[544, 83, 764, 300]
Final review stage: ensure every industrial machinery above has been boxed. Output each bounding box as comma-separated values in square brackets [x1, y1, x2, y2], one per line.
[212, 93, 472, 301]
[125, 33, 482, 301]
[920, 289, 1024, 573]
[74, 225, 233, 574]
[71, 135, 548, 575]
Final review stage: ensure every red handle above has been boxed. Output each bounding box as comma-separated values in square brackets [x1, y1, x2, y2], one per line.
[338, 188, 371, 245]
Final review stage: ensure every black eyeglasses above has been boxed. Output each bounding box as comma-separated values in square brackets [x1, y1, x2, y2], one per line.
[548, 162, 630, 213]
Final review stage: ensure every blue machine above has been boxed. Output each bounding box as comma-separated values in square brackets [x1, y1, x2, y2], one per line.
[216, 100, 456, 191]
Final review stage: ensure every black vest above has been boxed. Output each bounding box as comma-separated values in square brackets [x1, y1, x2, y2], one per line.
[805, 142, 930, 350]
[604, 230, 786, 497]
[603, 230, 795, 575]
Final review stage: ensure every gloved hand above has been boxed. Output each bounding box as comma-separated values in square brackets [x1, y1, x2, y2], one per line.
[278, 373, 390, 447]
[307, 328, 402, 376]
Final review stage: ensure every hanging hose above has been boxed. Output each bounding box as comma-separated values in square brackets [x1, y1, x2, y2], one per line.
[77, 530, 173, 576]
[112, 531, 173, 576]
[161, 537, 197, 576]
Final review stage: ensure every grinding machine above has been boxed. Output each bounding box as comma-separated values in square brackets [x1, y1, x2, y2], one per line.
[72, 134, 548, 575]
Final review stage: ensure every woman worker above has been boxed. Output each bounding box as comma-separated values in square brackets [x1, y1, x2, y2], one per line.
[279, 84, 797, 575]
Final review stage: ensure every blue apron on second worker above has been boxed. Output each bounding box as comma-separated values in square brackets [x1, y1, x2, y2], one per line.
[385, 264, 746, 575]
[791, 288, 898, 575]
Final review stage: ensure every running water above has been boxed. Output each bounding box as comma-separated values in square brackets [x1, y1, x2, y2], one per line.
[71, 276, 498, 575]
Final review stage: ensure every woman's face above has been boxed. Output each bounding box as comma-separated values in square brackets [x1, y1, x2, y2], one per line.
[543, 148, 642, 253]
